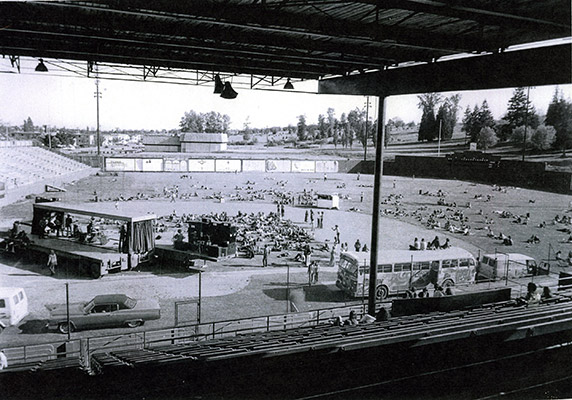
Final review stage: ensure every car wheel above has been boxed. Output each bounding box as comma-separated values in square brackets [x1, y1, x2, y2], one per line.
[375, 285, 389, 301]
[58, 322, 74, 334]
[126, 320, 143, 328]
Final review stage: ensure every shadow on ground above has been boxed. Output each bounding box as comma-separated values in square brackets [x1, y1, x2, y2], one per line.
[263, 282, 346, 303]
[19, 319, 49, 334]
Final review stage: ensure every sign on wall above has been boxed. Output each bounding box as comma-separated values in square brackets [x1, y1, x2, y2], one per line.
[315, 160, 339, 173]
[164, 159, 188, 172]
[291, 160, 315, 173]
[105, 158, 136, 171]
[216, 159, 242, 172]
[266, 159, 291, 172]
[242, 160, 266, 172]
[142, 159, 164, 172]
[188, 159, 215, 172]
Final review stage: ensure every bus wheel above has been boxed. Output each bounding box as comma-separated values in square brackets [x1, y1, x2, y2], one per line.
[442, 279, 455, 288]
[375, 285, 388, 300]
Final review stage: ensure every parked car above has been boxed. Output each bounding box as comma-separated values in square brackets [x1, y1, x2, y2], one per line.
[46, 294, 160, 334]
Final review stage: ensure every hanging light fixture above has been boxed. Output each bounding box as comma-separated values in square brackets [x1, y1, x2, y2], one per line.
[213, 74, 224, 94]
[283, 78, 294, 90]
[220, 82, 238, 99]
[35, 58, 48, 72]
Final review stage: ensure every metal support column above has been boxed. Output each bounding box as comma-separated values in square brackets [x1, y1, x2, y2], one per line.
[368, 95, 386, 316]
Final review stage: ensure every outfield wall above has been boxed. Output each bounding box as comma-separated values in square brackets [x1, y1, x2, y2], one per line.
[104, 157, 340, 174]
[382, 156, 572, 194]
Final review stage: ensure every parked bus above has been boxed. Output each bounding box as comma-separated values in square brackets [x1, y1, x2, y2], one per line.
[336, 247, 477, 300]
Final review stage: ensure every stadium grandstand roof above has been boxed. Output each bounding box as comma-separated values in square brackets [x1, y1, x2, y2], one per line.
[0, 1, 570, 92]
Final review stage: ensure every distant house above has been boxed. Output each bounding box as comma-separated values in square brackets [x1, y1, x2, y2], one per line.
[180, 133, 227, 153]
[142, 133, 228, 153]
[142, 135, 181, 153]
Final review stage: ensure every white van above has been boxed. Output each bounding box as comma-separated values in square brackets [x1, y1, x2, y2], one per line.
[0, 287, 29, 329]
[477, 253, 537, 280]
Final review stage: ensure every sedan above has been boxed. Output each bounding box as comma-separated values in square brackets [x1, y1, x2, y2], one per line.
[46, 294, 160, 334]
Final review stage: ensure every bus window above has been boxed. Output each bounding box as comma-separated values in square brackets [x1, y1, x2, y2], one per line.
[377, 264, 392, 273]
[459, 258, 471, 268]
[469, 258, 476, 267]
[442, 259, 458, 269]
[420, 262, 430, 270]
[412, 263, 421, 271]
[394, 263, 410, 272]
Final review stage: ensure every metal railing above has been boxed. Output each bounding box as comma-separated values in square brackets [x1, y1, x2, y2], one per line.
[2, 302, 368, 369]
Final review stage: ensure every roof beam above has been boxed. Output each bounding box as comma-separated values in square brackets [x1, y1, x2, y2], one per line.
[318, 44, 572, 96]
[357, 0, 570, 33]
[20, 1, 494, 54]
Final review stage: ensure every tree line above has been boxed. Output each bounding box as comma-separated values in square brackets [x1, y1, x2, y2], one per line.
[296, 106, 380, 149]
[415, 87, 572, 154]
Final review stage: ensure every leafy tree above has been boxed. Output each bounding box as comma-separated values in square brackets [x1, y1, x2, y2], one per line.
[545, 88, 572, 154]
[180, 110, 204, 132]
[348, 108, 366, 148]
[530, 124, 556, 151]
[317, 114, 327, 139]
[327, 107, 336, 138]
[510, 125, 533, 148]
[22, 117, 34, 132]
[339, 113, 348, 148]
[297, 115, 307, 141]
[503, 87, 539, 135]
[476, 127, 497, 150]
[417, 93, 442, 141]
[180, 110, 230, 133]
[242, 117, 252, 141]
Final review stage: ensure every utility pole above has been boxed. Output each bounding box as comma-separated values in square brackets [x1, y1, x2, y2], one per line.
[94, 69, 102, 157]
[364, 96, 370, 161]
[522, 86, 531, 162]
[438, 118, 442, 156]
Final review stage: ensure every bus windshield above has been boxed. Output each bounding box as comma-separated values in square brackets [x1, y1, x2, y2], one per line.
[338, 256, 359, 276]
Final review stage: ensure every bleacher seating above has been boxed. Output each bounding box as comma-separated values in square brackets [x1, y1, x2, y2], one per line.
[89, 293, 572, 370]
[0, 146, 91, 189]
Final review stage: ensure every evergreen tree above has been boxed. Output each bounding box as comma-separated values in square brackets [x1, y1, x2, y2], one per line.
[461, 101, 495, 143]
[503, 87, 539, 134]
[436, 94, 461, 140]
[417, 93, 442, 141]
[545, 88, 572, 154]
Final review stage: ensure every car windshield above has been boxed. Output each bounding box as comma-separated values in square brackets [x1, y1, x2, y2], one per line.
[124, 297, 137, 309]
[83, 300, 95, 313]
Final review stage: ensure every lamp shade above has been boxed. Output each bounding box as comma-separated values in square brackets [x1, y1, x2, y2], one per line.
[283, 78, 294, 90]
[35, 59, 48, 72]
[213, 74, 224, 94]
[220, 82, 238, 99]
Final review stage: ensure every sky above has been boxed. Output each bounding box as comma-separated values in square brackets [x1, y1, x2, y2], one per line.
[0, 58, 570, 131]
